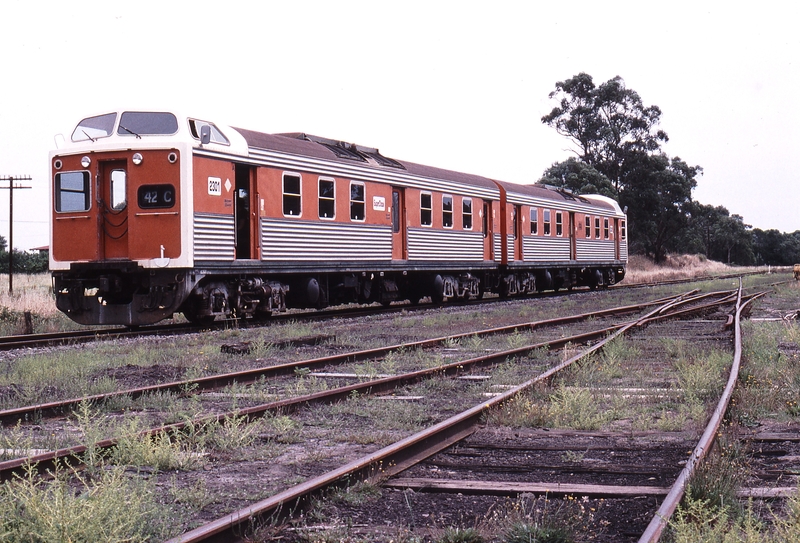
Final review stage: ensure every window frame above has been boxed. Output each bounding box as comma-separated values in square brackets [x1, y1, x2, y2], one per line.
[555, 211, 563, 237]
[282, 172, 302, 217]
[462, 197, 473, 230]
[594, 217, 601, 239]
[442, 194, 454, 229]
[54, 170, 92, 213]
[530, 207, 538, 235]
[420, 191, 433, 227]
[543, 209, 552, 236]
[621, 220, 627, 240]
[349, 181, 366, 222]
[604, 217, 610, 239]
[585, 216, 592, 238]
[318, 177, 336, 220]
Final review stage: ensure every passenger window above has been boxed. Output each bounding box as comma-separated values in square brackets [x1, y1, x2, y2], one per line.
[621, 220, 627, 240]
[350, 181, 365, 221]
[543, 209, 551, 236]
[110, 169, 127, 210]
[556, 211, 563, 237]
[595, 217, 601, 239]
[462, 198, 473, 230]
[420, 192, 432, 226]
[283, 173, 301, 216]
[442, 195, 453, 228]
[55, 171, 91, 212]
[530, 208, 538, 235]
[604, 218, 610, 239]
[585, 216, 591, 238]
[318, 178, 335, 219]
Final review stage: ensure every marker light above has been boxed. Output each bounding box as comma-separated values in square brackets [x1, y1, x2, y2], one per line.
[81, 156, 91, 168]
[132, 153, 143, 165]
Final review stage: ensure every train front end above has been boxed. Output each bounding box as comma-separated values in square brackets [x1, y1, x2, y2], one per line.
[50, 111, 193, 325]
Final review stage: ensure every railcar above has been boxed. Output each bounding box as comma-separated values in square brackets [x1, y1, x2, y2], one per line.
[49, 109, 627, 326]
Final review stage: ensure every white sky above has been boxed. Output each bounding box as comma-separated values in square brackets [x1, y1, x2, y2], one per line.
[0, 0, 797, 250]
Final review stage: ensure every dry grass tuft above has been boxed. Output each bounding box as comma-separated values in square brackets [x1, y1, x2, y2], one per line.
[624, 254, 737, 284]
[0, 273, 58, 317]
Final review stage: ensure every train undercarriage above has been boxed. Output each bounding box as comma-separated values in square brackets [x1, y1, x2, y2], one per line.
[53, 262, 626, 326]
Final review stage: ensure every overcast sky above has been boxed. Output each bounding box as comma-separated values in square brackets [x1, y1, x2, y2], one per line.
[0, 1, 797, 251]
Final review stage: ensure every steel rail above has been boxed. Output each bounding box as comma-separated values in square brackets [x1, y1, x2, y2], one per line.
[0, 292, 705, 426]
[638, 284, 763, 542]
[164, 292, 736, 543]
[0, 290, 728, 483]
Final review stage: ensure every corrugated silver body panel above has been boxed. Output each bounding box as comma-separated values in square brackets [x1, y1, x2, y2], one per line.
[576, 239, 615, 261]
[523, 236, 571, 262]
[194, 213, 235, 261]
[620, 242, 628, 262]
[492, 234, 502, 262]
[261, 219, 392, 261]
[407, 228, 484, 261]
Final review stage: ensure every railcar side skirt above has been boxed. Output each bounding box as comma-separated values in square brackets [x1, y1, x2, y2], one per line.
[523, 237, 571, 262]
[193, 213, 236, 260]
[575, 239, 616, 261]
[406, 229, 484, 262]
[260, 219, 392, 261]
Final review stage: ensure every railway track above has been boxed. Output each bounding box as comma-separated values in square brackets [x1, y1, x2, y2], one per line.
[0, 277, 785, 541]
[153, 288, 749, 542]
[1, 291, 720, 481]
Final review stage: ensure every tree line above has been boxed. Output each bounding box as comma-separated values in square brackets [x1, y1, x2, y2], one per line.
[539, 73, 798, 266]
[0, 236, 48, 274]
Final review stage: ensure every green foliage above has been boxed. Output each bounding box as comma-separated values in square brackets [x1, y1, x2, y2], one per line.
[503, 522, 573, 543]
[0, 248, 48, 274]
[0, 463, 174, 542]
[439, 527, 484, 543]
[538, 157, 616, 198]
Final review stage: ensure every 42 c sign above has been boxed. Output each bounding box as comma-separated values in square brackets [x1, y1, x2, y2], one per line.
[137, 184, 176, 209]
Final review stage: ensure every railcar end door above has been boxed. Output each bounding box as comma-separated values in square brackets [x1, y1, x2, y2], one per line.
[99, 159, 129, 259]
[391, 188, 407, 260]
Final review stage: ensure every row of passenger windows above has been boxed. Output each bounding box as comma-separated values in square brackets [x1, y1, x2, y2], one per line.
[282, 174, 366, 221]
[285, 174, 627, 240]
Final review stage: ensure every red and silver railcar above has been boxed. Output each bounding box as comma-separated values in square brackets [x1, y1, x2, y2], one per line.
[50, 109, 626, 326]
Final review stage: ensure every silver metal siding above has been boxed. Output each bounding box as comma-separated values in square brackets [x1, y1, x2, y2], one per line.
[576, 239, 615, 261]
[261, 219, 392, 261]
[522, 236, 571, 261]
[193, 213, 235, 261]
[407, 228, 484, 261]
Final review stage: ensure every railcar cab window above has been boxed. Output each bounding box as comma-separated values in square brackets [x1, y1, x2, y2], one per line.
[55, 171, 91, 212]
[318, 178, 335, 219]
[442, 195, 453, 228]
[585, 216, 592, 238]
[117, 112, 178, 137]
[530, 208, 538, 235]
[420, 192, 432, 226]
[462, 198, 473, 230]
[283, 173, 302, 216]
[350, 181, 365, 221]
[556, 211, 563, 237]
[71, 113, 116, 142]
[543, 209, 551, 236]
[189, 119, 230, 145]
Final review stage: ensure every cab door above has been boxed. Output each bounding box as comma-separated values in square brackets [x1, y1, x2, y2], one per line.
[99, 159, 129, 259]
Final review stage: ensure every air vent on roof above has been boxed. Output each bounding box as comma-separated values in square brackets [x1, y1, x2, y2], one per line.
[295, 133, 405, 169]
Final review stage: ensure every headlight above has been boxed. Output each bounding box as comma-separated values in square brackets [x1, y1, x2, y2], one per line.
[132, 153, 143, 165]
[81, 156, 91, 168]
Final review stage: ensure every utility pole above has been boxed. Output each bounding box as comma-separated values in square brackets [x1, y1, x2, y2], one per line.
[0, 175, 32, 294]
